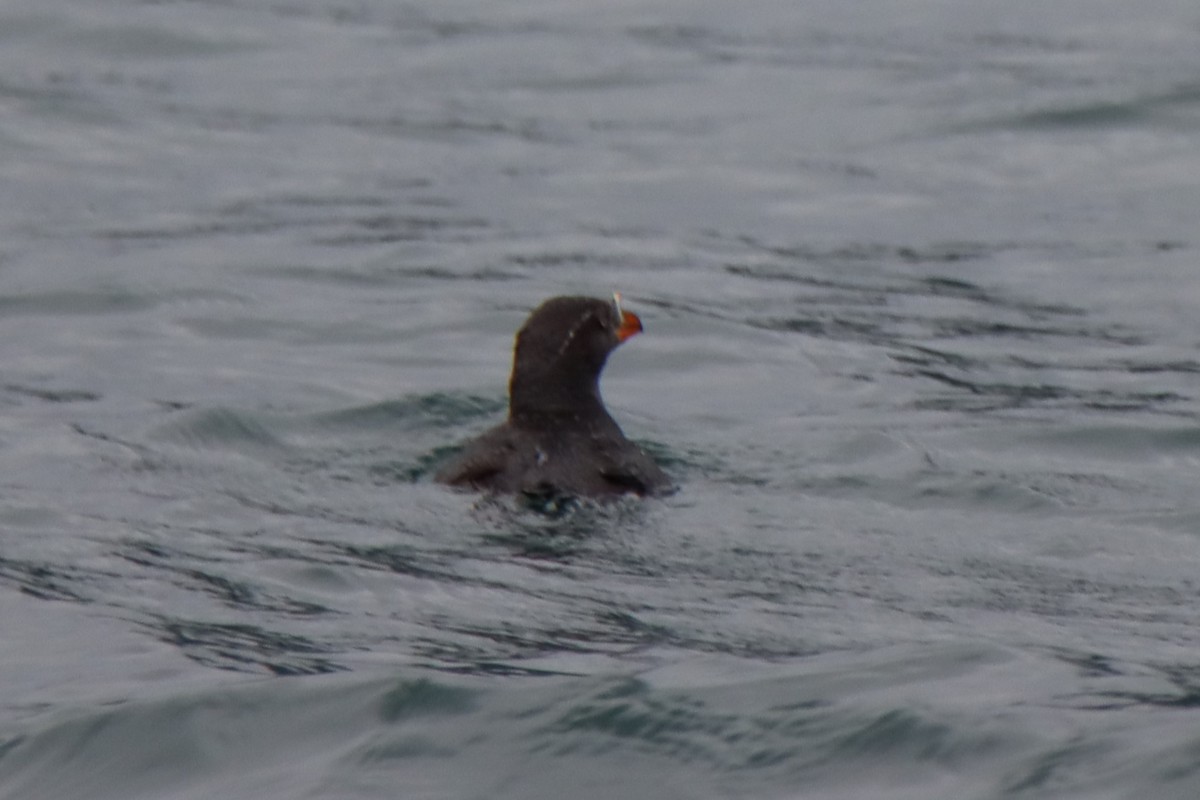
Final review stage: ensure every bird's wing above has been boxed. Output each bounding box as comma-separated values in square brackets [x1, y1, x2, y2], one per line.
[434, 427, 514, 489]
[597, 445, 672, 497]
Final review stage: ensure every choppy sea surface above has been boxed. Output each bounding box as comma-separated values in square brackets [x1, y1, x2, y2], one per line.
[3, 1, 1200, 798]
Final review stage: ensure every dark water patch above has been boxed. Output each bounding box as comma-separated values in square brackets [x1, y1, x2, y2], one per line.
[1000, 737, 1116, 796]
[946, 557, 1200, 632]
[1006, 83, 1200, 131]
[759, 306, 1138, 349]
[62, 20, 260, 59]
[978, 469, 1146, 513]
[729, 238, 1016, 270]
[0, 74, 84, 106]
[892, 342, 979, 370]
[1044, 654, 1200, 712]
[225, 192, 403, 212]
[153, 617, 346, 676]
[724, 248, 1187, 416]
[369, 449, 454, 485]
[319, 393, 503, 428]
[176, 314, 399, 344]
[158, 102, 291, 134]
[116, 540, 333, 617]
[0, 289, 157, 316]
[1123, 359, 1200, 375]
[0, 735, 24, 763]
[526, 671, 1009, 786]
[334, 543, 461, 583]
[115, 537, 225, 569]
[759, 313, 888, 341]
[262, 0, 550, 41]
[893, 345, 1196, 415]
[0, 652, 1067, 798]
[349, 112, 568, 146]
[179, 569, 326, 615]
[996, 355, 1200, 377]
[70, 423, 162, 474]
[1048, 649, 1131, 683]
[586, 114, 718, 138]
[534, 677, 744, 761]
[1023, 423, 1200, 459]
[435, 661, 580, 678]
[0, 558, 93, 603]
[391, 264, 528, 281]
[3, 384, 100, 404]
[98, 189, 476, 249]
[98, 216, 290, 242]
[926, 317, 1124, 342]
[246, 262, 400, 287]
[379, 678, 479, 721]
[505, 249, 685, 273]
[309, 212, 489, 247]
[1140, 665, 1200, 710]
[257, 0, 384, 28]
[829, 708, 960, 763]
[625, 22, 936, 74]
[148, 407, 287, 452]
[214, 483, 415, 533]
[731, 262, 1087, 320]
[250, 264, 401, 286]
[251, 261, 525, 286]
[966, 31, 1089, 54]
[324, 208, 487, 236]
[0, 68, 141, 129]
[626, 24, 745, 63]
[415, 617, 630, 664]
[71, 422, 180, 479]
[473, 500, 650, 560]
[507, 251, 601, 268]
[905, 369, 1185, 414]
[1017, 99, 1155, 130]
[632, 439, 703, 480]
[0, 674, 380, 800]
[509, 68, 687, 93]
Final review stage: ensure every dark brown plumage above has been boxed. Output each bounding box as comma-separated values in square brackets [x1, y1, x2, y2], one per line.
[436, 295, 671, 499]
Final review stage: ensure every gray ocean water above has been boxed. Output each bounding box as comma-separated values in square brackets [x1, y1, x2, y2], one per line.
[3, 1, 1200, 798]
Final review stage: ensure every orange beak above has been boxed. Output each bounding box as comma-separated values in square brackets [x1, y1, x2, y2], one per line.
[613, 291, 643, 343]
[616, 309, 643, 343]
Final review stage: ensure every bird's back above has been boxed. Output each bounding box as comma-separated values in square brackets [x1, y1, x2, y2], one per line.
[435, 418, 670, 498]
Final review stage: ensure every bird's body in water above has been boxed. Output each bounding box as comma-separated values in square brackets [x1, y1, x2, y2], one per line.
[436, 295, 671, 499]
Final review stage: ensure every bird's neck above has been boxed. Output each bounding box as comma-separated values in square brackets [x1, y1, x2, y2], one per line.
[508, 370, 609, 428]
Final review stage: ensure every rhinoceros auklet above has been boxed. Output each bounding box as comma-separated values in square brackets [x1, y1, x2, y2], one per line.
[436, 294, 671, 498]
